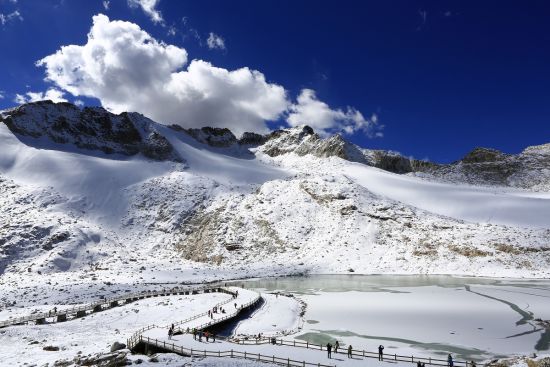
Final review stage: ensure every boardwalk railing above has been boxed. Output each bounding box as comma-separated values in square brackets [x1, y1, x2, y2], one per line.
[138, 335, 339, 367]
[126, 287, 255, 350]
[230, 337, 470, 367]
[171, 288, 239, 328]
[0, 284, 223, 328]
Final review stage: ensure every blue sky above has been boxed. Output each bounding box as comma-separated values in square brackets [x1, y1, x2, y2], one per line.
[1, 0, 549, 163]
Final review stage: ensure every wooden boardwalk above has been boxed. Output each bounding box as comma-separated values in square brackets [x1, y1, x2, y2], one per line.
[0, 284, 225, 328]
[2, 284, 476, 367]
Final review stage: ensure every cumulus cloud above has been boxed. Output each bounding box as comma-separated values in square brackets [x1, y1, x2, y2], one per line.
[14, 88, 67, 104]
[35, 14, 377, 137]
[0, 10, 23, 25]
[287, 89, 379, 137]
[127, 0, 163, 24]
[37, 14, 287, 135]
[207, 32, 226, 50]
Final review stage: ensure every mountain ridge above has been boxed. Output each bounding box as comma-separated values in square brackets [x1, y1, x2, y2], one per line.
[2, 100, 548, 191]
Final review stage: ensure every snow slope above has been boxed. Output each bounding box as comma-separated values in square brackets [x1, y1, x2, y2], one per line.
[342, 162, 550, 229]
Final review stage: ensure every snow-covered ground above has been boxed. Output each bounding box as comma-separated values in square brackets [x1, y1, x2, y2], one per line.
[233, 293, 304, 337]
[0, 292, 229, 366]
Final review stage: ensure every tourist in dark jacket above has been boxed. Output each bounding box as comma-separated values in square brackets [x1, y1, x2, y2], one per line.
[378, 345, 384, 361]
[347, 345, 353, 358]
[327, 343, 332, 358]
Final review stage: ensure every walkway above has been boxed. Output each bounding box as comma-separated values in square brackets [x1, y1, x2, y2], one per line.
[129, 287, 261, 347]
[131, 287, 468, 367]
[136, 332, 413, 367]
[0, 284, 224, 328]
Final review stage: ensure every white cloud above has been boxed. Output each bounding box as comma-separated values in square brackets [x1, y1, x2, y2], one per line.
[14, 88, 67, 104]
[287, 89, 379, 137]
[36, 14, 376, 137]
[207, 32, 226, 50]
[103, 0, 110, 10]
[0, 10, 23, 25]
[74, 99, 85, 107]
[0, 91, 4, 99]
[37, 14, 287, 136]
[127, 0, 163, 25]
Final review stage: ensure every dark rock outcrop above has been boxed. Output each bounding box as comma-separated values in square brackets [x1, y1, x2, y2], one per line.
[1, 100, 181, 162]
[185, 127, 237, 147]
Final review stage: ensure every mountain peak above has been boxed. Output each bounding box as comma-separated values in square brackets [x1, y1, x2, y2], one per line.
[1, 101, 182, 162]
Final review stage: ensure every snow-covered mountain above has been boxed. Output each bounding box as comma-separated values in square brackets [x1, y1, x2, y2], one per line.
[1, 101, 549, 288]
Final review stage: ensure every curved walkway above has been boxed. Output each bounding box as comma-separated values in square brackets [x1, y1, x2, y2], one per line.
[0, 284, 224, 328]
[129, 288, 472, 367]
[3, 284, 475, 367]
[127, 287, 261, 348]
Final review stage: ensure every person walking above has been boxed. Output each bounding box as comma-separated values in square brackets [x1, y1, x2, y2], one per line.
[213, 333, 216, 342]
[326, 343, 332, 358]
[205, 331, 209, 342]
[193, 328, 197, 340]
[347, 345, 353, 358]
[378, 345, 385, 361]
[448, 354, 454, 367]
[199, 330, 203, 342]
[168, 327, 173, 340]
[334, 340, 339, 353]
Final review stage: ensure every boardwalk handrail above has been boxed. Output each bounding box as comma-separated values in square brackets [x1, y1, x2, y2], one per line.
[0, 284, 224, 328]
[139, 335, 338, 367]
[230, 337, 469, 367]
[126, 287, 249, 350]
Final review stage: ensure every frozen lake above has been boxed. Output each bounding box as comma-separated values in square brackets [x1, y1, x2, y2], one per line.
[235, 275, 550, 361]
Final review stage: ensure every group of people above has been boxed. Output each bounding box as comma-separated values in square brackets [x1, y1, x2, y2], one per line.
[207, 305, 226, 319]
[325, 342, 385, 360]
[192, 328, 216, 342]
[325, 341, 358, 359]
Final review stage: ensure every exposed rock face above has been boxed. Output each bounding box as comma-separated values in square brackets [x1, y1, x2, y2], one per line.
[418, 144, 550, 190]
[238, 132, 267, 146]
[257, 125, 435, 174]
[184, 126, 237, 147]
[0, 100, 182, 162]
[461, 147, 508, 163]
